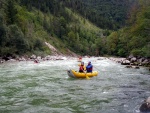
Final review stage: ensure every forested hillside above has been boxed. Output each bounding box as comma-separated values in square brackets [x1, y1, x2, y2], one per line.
[63, 0, 136, 30]
[106, 0, 150, 57]
[0, 0, 149, 58]
[0, 0, 103, 57]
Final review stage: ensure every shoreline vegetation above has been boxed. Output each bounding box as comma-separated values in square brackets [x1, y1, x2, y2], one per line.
[0, 39, 149, 70]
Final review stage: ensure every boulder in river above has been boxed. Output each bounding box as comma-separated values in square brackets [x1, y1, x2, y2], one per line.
[125, 65, 132, 68]
[130, 57, 137, 63]
[121, 60, 130, 65]
[140, 97, 150, 112]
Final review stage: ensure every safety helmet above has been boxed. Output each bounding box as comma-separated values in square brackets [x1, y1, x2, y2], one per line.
[81, 62, 84, 65]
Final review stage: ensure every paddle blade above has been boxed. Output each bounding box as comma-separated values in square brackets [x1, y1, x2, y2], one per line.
[86, 75, 90, 80]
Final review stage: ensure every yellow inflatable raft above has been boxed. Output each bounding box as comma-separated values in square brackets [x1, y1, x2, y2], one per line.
[67, 69, 98, 78]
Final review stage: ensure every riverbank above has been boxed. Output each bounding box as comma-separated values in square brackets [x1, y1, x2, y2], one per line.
[0, 54, 78, 64]
[1, 55, 150, 70]
[108, 56, 150, 70]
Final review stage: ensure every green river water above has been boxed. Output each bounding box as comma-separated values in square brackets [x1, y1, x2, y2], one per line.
[0, 57, 150, 113]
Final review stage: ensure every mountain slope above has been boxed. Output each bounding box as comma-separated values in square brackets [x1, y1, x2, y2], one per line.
[62, 0, 137, 30]
[0, 0, 149, 58]
[106, 0, 150, 57]
[0, 0, 103, 57]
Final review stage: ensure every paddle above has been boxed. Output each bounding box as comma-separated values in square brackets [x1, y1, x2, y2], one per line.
[84, 71, 90, 80]
[94, 66, 101, 72]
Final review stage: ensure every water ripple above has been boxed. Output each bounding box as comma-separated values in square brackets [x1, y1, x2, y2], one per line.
[0, 58, 150, 113]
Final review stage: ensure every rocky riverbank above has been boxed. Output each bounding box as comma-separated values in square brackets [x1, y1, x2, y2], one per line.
[108, 55, 150, 70]
[1, 54, 150, 70]
[0, 54, 78, 64]
[0, 42, 79, 63]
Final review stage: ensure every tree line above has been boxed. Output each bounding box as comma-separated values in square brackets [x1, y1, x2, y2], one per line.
[106, 0, 150, 57]
[0, 0, 149, 58]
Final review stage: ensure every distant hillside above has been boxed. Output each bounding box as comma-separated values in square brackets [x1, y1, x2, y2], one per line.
[0, 0, 103, 57]
[0, 0, 149, 58]
[62, 0, 137, 30]
[106, 0, 150, 57]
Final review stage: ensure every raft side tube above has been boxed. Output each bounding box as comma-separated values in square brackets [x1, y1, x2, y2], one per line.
[67, 70, 98, 78]
[67, 70, 76, 78]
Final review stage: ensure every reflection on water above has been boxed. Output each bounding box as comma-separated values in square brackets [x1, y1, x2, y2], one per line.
[0, 57, 150, 113]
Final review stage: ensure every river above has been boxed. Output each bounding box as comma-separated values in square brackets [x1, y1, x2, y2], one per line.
[0, 57, 149, 113]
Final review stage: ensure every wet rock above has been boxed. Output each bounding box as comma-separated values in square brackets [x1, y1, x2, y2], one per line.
[133, 66, 140, 69]
[132, 62, 139, 66]
[8, 59, 16, 62]
[125, 65, 132, 68]
[18, 57, 26, 61]
[2, 56, 10, 61]
[97, 58, 103, 60]
[127, 55, 134, 60]
[37, 56, 41, 60]
[0, 58, 4, 63]
[121, 60, 130, 65]
[140, 97, 150, 112]
[130, 57, 137, 63]
[30, 54, 36, 59]
[138, 57, 145, 63]
[142, 59, 150, 66]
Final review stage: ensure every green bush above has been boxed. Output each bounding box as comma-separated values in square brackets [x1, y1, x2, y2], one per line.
[131, 49, 144, 57]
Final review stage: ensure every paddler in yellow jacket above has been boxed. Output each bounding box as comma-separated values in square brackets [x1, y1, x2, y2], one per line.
[79, 62, 86, 73]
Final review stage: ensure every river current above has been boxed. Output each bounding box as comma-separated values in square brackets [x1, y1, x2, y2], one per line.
[0, 57, 149, 113]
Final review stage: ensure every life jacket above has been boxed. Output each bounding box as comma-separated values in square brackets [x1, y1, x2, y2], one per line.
[79, 65, 86, 72]
[79, 66, 83, 71]
[86, 64, 93, 72]
[78, 64, 86, 70]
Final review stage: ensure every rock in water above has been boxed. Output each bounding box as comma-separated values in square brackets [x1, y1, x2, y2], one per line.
[140, 97, 150, 112]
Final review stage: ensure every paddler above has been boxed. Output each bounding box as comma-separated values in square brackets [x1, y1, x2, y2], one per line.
[79, 62, 86, 73]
